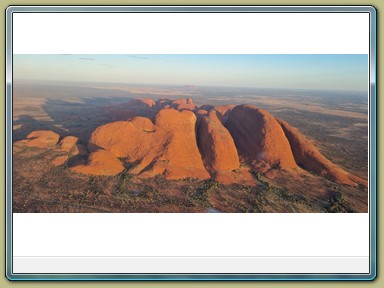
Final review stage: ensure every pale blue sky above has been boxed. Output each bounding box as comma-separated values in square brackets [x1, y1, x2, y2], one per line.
[13, 54, 368, 91]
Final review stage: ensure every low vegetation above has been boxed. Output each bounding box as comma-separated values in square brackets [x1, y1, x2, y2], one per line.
[12, 145, 366, 213]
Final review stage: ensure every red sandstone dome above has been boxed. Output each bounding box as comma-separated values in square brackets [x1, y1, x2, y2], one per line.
[225, 105, 298, 173]
[85, 108, 210, 180]
[198, 110, 240, 174]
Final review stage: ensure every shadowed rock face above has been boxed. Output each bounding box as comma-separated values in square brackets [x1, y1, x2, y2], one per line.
[141, 98, 156, 108]
[277, 118, 368, 187]
[225, 105, 298, 173]
[104, 99, 157, 121]
[214, 104, 236, 124]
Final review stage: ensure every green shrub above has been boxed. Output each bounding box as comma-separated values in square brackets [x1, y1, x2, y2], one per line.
[327, 191, 355, 213]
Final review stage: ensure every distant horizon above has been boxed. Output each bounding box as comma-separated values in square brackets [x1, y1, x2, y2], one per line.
[13, 78, 368, 95]
[13, 54, 368, 93]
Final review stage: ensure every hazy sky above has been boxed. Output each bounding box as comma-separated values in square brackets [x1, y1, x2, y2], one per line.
[13, 54, 368, 91]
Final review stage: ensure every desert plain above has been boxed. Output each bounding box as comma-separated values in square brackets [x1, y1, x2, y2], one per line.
[12, 81, 369, 212]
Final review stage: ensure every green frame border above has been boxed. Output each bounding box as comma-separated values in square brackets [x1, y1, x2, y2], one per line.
[1, 1, 382, 287]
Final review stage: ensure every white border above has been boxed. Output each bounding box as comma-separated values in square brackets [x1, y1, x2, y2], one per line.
[10, 10, 372, 275]
[13, 13, 370, 54]
[14, 214, 369, 257]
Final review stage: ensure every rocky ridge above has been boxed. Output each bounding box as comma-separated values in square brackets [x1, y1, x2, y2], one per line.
[15, 97, 367, 187]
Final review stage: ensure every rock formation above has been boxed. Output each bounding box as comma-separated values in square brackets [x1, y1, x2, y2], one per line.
[58, 136, 78, 152]
[14, 97, 367, 188]
[198, 111, 240, 174]
[277, 118, 368, 187]
[198, 110, 255, 184]
[225, 105, 298, 173]
[73, 98, 368, 187]
[176, 103, 197, 111]
[147, 109, 209, 179]
[51, 155, 70, 166]
[24, 130, 60, 148]
[70, 150, 125, 176]
[86, 108, 210, 180]
[14, 131, 87, 167]
[195, 109, 208, 117]
[214, 104, 236, 124]
[129, 116, 156, 132]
